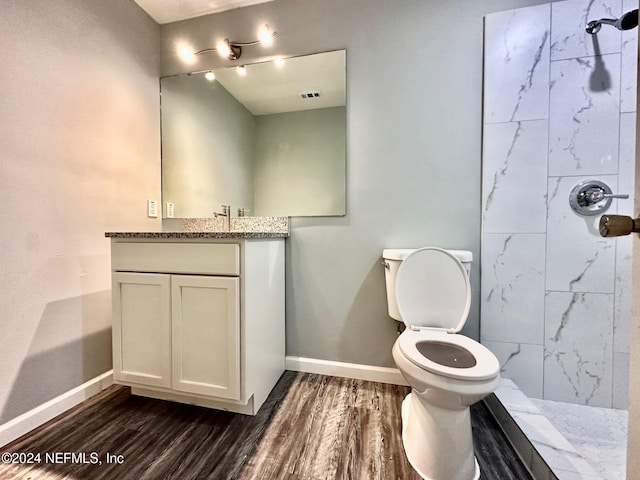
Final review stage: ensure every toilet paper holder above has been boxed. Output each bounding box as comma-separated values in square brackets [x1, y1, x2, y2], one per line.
[599, 214, 640, 237]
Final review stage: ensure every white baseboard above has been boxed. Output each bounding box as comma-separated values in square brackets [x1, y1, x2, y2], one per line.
[0, 370, 113, 448]
[285, 356, 408, 386]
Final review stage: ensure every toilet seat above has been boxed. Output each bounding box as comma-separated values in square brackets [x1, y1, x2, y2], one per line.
[398, 329, 500, 381]
[395, 247, 499, 381]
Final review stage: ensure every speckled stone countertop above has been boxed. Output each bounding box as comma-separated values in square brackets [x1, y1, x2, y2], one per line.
[105, 231, 288, 239]
[183, 216, 289, 233]
[106, 216, 289, 239]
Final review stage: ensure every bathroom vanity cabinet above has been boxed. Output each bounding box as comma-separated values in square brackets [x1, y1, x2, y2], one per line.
[106, 234, 286, 415]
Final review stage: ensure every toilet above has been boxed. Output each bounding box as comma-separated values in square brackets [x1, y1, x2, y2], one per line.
[383, 247, 500, 480]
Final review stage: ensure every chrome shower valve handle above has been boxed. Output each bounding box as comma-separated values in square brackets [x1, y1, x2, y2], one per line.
[569, 180, 628, 216]
[588, 190, 629, 203]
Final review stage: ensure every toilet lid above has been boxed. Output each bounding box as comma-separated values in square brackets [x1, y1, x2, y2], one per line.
[395, 247, 471, 332]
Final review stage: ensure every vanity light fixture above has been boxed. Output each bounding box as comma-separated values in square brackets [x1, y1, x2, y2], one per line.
[194, 24, 277, 61]
[204, 71, 216, 81]
[236, 65, 247, 76]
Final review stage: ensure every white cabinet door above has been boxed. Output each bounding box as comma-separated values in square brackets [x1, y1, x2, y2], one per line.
[171, 275, 240, 400]
[112, 272, 171, 388]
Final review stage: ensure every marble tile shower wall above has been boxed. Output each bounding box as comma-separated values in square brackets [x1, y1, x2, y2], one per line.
[481, 0, 637, 409]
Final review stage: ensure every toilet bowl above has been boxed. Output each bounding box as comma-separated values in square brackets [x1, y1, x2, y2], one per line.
[383, 247, 500, 480]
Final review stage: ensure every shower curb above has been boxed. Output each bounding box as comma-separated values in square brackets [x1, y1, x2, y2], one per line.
[485, 379, 602, 480]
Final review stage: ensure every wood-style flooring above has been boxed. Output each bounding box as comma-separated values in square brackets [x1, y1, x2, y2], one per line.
[0, 371, 531, 480]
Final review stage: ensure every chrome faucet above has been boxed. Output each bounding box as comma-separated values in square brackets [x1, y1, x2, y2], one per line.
[214, 205, 231, 231]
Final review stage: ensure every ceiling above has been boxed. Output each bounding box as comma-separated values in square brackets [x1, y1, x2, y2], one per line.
[141, 0, 345, 115]
[134, 0, 275, 24]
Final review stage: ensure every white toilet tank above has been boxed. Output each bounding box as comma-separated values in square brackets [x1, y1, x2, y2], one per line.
[382, 248, 473, 321]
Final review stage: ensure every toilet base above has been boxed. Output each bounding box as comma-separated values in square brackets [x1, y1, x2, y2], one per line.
[401, 393, 480, 480]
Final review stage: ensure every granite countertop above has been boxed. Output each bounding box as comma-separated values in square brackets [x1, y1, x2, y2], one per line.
[106, 217, 289, 239]
[105, 231, 288, 239]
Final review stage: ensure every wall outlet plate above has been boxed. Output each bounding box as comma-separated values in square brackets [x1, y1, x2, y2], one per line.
[166, 202, 175, 218]
[148, 200, 158, 218]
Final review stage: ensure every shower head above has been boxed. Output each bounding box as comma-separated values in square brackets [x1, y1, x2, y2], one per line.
[586, 9, 638, 34]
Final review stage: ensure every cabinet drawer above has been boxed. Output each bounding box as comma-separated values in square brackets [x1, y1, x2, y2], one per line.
[112, 242, 239, 275]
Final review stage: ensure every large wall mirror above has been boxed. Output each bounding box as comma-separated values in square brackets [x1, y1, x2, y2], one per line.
[161, 49, 346, 218]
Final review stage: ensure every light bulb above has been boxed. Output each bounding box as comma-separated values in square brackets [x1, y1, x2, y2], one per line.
[205, 71, 216, 81]
[177, 42, 196, 64]
[216, 39, 232, 58]
[258, 24, 274, 47]
[236, 65, 247, 76]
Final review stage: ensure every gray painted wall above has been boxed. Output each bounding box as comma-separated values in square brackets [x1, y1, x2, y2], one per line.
[253, 107, 346, 216]
[160, 0, 549, 367]
[0, 0, 160, 423]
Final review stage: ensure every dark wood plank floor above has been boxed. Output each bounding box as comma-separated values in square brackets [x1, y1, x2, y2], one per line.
[241, 373, 532, 480]
[0, 371, 531, 480]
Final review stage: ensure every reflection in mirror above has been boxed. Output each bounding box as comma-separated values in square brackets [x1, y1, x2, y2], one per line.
[161, 50, 346, 218]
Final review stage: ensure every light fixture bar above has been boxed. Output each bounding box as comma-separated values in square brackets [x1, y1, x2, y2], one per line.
[192, 25, 277, 61]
